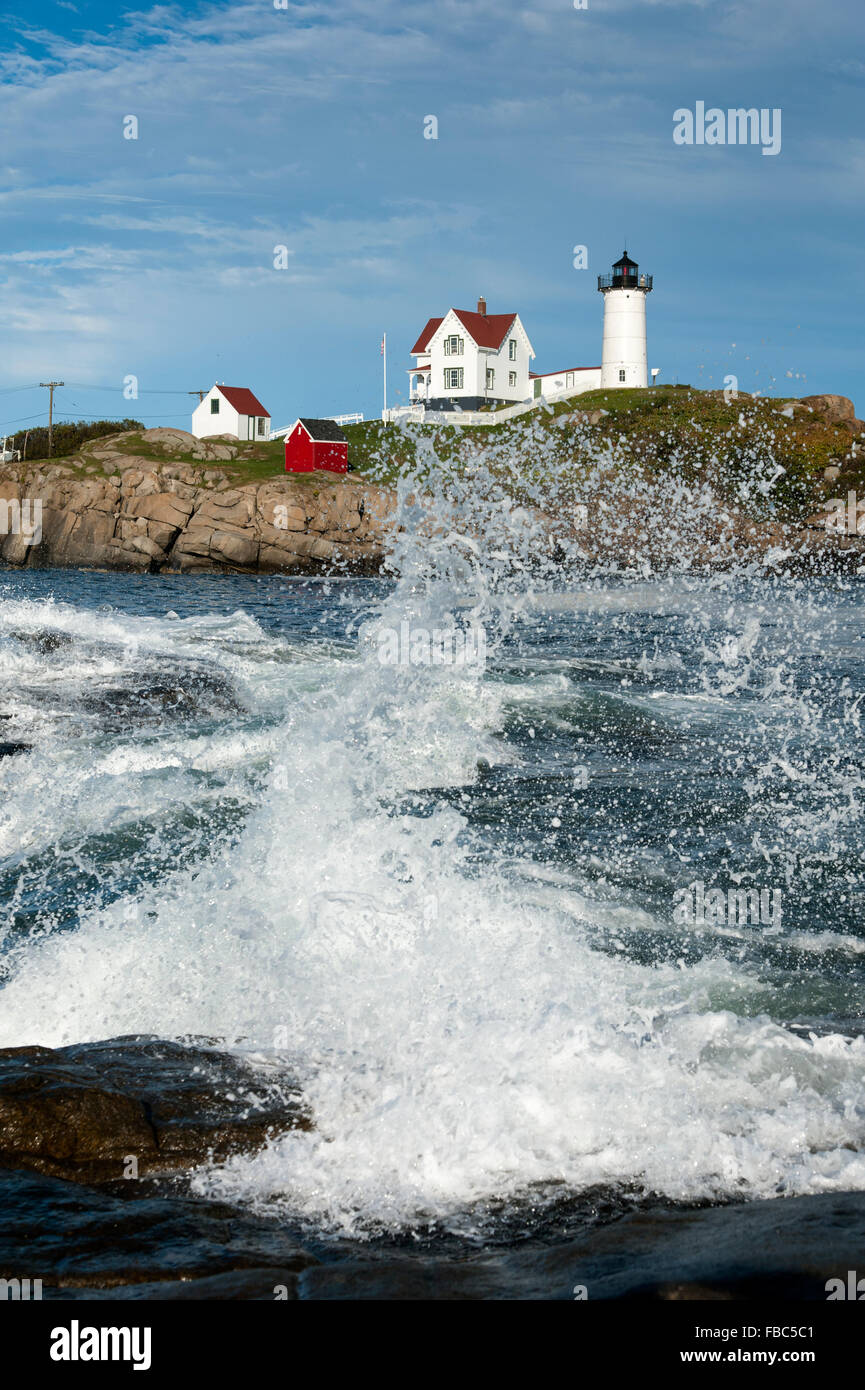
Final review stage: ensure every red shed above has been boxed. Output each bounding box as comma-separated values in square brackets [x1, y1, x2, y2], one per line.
[284, 418, 349, 474]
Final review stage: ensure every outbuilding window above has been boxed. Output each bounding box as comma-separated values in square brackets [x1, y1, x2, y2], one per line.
[508, 340, 516, 361]
[210, 398, 220, 413]
[257, 417, 266, 436]
[509, 371, 517, 387]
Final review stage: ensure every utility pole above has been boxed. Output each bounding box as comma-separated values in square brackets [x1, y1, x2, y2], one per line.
[187, 390, 208, 403]
[39, 381, 64, 456]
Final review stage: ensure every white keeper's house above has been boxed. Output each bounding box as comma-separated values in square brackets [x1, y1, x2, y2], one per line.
[191, 384, 271, 441]
[409, 299, 535, 410]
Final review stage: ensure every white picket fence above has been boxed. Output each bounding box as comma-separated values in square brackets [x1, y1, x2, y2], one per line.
[269, 390, 590, 442]
[381, 387, 592, 428]
[269, 411, 364, 441]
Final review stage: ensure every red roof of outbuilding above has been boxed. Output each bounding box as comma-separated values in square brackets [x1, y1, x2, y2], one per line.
[410, 310, 517, 355]
[216, 385, 269, 416]
[292, 417, 349, 443]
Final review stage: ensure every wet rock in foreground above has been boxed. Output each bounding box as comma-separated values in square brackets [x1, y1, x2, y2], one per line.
[0, 1035, 861, 1299]
[0, 1167, 316, 1298]
[4, 1176, 863, 1300]
[0, 1037, 310, 1184]
[301, 1190, 865, 1301]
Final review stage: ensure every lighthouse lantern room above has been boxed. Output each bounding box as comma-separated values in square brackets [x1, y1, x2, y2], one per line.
[598, 250, 653, 389]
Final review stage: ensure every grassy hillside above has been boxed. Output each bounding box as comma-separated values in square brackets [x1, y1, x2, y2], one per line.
[17, 388, 860, 524]
[343, 388, 863, 520]
[114, 432, 290, 482]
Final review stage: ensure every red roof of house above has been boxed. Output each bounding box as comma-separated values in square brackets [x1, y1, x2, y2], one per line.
[452, 310, 516, 350]
[216, 385, 269, 417]
[410, 318, 444, 355]
[411, 311, 518, 355]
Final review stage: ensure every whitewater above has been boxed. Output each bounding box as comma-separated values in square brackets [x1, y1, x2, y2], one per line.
[0, 438, 863, 1242]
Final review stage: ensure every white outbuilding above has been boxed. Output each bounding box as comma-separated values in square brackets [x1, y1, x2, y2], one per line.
[530, 366, 601, 398]
[191, 385, 271, 441]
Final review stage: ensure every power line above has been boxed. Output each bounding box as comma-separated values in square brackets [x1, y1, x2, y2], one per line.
[0, 381, 212, 396]
[1, 381, 215, 431]
[63, 383, 205, 395]
[4, 412, 193, 426]
[0, 410, 49, 428]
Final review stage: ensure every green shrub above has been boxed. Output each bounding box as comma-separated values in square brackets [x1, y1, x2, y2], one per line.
[8, 419, 143, 462]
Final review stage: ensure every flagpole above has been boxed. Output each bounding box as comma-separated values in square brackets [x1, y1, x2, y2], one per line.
[382, 331, 387, 421]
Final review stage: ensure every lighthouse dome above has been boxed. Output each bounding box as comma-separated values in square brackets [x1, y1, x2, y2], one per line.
[598, 251, 652, 294]
[612, 251, 639, 286]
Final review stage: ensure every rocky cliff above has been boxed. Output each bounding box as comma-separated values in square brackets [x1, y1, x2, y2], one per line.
[1, 394, 864, 577]
[0, 428, 396, 575]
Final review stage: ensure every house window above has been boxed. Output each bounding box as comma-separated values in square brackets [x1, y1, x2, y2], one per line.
[508, 339, 516, 361]
[509, 371, 517, 388]
[618, 369, 626, 383]
[210, 398, 219, 414]
[257, 417, 266, 436]
[443, 336, 464, 356]
[444, 368, 464, 390]
[486, 368, 495, 390]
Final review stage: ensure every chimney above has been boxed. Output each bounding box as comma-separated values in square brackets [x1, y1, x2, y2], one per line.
[477, 296, 487, 315]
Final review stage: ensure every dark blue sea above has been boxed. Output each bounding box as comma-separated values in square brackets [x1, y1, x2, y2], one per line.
[0, 558, 863, 1294]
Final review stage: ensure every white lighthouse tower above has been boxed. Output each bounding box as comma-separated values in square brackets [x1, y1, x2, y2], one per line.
[598, 251, 653, 389]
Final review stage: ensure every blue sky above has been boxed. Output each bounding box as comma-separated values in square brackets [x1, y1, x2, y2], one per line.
[0, 0, 862, 434]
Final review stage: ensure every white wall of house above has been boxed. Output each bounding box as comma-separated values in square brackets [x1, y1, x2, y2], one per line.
[192, 389, 239, 439]
[424, 311, 481, 400]
[417, 311, 535, 404]
[481, 324, 533, 403]
[191, 386, 271, 441]
[242, 412, 271, 441]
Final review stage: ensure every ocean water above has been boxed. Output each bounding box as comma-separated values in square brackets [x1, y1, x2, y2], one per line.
[0, 451, 864, 1252]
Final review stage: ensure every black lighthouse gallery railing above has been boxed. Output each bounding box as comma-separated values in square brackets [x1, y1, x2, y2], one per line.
[597, 272, 653, 291]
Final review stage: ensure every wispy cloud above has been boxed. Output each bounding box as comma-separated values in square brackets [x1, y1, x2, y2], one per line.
[0, 0, 860, 420]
